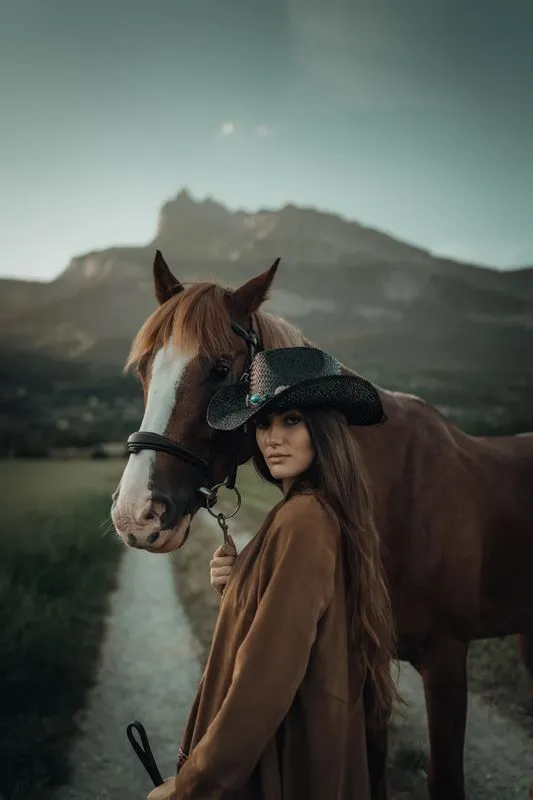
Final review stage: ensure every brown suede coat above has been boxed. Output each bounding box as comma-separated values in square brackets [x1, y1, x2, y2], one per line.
[173, 492, 371, 800]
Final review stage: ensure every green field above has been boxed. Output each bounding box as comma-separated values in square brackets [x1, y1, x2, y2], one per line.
[0, 459, 125, 800]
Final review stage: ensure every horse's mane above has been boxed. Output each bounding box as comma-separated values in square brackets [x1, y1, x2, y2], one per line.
[254, 307, 309, 350]
[124, 281, 307, 372]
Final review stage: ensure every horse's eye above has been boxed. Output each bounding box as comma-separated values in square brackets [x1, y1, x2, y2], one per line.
[211, 361, 231, 380]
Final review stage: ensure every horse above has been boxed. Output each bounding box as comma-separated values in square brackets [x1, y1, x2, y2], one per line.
[111, 250, 533, 800]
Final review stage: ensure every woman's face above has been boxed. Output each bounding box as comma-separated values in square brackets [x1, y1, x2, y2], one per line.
[255, 409, 315, 490]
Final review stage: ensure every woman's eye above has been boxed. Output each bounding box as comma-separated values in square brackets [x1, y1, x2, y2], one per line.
[285, 415, 302, 425]
[255, 419, 269, 430]
[211, 362, 231, 379]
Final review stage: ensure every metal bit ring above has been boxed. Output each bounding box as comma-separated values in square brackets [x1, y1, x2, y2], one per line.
[205, 484, 242, 520]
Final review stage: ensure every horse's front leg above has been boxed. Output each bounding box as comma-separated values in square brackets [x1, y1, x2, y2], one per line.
[420, 636, 469, 800]
[363, 674, 389, 800]
[366, 719, 389, 800]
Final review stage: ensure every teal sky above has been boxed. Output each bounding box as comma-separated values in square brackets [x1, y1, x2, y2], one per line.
[1, 0, 532, 280]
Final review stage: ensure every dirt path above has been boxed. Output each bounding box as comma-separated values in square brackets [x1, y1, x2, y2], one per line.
[55, 513, 532, 799]
[54, 549, 202, 800]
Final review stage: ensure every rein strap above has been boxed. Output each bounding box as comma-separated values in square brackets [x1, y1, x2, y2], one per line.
[126, 431, 209, 471]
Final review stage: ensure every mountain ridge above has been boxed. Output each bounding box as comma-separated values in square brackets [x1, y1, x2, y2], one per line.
[1, 189, 532, 373]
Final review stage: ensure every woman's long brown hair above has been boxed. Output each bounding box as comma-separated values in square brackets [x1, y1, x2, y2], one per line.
[251, 408, 398, 726]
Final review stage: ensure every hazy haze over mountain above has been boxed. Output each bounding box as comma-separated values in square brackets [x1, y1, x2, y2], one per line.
[1, 0, 532, 280]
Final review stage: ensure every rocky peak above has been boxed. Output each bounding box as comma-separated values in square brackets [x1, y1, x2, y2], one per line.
[154, 188, 243, 258]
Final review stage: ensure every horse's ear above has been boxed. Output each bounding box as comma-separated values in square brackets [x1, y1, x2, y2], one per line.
[230, 258, 281, 315]
[153, 250, 184, 304]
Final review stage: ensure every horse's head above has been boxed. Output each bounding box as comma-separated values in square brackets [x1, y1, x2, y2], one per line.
[111, 251, 300, 553]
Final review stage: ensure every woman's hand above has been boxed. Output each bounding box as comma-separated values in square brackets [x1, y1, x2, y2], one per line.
[209, 535, 237, 596]
[147, 776, 177, 799]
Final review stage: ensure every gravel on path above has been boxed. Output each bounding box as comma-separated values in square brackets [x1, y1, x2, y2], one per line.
[54, 548, 202, 800]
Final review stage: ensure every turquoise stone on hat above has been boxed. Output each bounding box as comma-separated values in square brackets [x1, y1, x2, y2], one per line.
[248, 391, 270, 407]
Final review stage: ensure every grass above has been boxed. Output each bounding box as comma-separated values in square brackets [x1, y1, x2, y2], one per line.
[0, 459, 125, 800]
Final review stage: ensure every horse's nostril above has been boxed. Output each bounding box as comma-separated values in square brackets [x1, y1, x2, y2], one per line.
[138, 498, 162, 524]
[148, 531, 160, 544]
[127, 533, 137, 546]
[151, 492, 177, 529]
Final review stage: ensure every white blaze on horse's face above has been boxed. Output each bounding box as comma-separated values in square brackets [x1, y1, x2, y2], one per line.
[112, 343, 193, 550]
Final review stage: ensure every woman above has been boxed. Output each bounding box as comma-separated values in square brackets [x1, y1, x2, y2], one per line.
[149, 346, 396, 800]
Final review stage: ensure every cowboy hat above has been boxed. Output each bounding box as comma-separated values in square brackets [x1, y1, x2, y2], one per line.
[207, 347, 387, 431]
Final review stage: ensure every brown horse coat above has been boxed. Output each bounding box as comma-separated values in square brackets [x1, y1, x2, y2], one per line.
[173, 492, 371, 800]
[115, 256, 533, 799]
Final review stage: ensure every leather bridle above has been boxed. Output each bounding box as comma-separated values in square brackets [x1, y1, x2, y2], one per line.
[125, 316, 260, 513]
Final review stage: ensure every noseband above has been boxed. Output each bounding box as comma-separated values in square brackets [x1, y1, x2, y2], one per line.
[125, 317, 259, 511]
